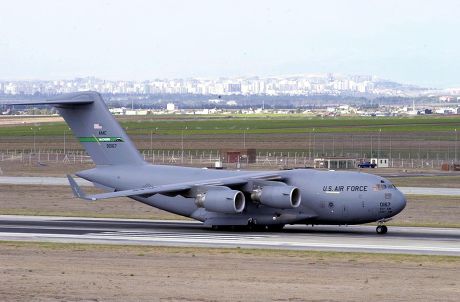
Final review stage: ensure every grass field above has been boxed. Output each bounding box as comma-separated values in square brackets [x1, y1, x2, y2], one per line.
[1, 114, 460, 136]
[2, 114, 460, 162]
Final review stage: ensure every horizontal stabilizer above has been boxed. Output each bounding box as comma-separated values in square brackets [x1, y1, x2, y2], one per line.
[66, 174, 92, 201]
[5, 92, 95, 106]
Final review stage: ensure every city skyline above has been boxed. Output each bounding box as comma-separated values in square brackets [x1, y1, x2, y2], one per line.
[0, 73, 451, 97]
[1, 1, 459, 88]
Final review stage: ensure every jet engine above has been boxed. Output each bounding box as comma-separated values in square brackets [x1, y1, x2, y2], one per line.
[251, 185, 301, 209]
[195, 187, 246, 214]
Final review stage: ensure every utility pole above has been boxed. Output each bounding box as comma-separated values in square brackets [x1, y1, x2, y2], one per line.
[455, 128, 458, 163]
[31, 127, 40, 154]
[370, 135, 373, 158]
[243, 127, 249, 149]
[332, 135, 335, 157]
[150, 130, 153, 152]
[63, 129, 66, 154]
[181, 129, 184, 163]
[312, 128, 316, 158]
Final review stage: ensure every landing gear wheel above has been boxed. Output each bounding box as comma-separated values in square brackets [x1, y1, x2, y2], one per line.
[266, 224, 285, 232]
[376, 225, 388, 235]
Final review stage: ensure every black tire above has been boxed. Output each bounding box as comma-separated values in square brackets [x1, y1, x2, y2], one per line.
[376, 225, 388, 234]
[266, 224, 285, 232]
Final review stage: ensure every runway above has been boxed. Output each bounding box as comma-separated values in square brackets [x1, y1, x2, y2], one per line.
[1, 176, 460, 195]
[0, 215, 459, 256]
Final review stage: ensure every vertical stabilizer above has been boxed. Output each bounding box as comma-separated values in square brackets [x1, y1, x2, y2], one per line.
[13, 92, 145, 166]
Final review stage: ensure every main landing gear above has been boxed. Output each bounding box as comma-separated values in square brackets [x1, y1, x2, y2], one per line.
[376, 225, 388, 235]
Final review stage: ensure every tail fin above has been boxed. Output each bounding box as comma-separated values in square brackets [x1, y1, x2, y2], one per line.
[11, 91, 145, 166]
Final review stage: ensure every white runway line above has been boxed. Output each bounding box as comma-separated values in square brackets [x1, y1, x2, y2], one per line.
[1, 231, 459, 255]
[1, 215, 460, 256]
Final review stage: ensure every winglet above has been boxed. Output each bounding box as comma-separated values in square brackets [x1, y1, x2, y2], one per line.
[66, 174, 93, 201]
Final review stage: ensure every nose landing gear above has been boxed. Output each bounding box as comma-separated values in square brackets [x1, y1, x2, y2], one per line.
[376, 225, 388, 234]
[376, 218, 391, 235]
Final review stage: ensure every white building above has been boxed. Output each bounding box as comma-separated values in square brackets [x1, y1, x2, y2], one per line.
[166, 103, 176, 111]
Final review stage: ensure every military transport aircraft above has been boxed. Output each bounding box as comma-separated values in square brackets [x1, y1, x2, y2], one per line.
[8, 92, 406, 234]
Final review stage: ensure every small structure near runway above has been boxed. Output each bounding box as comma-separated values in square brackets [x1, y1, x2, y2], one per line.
[314, 157, 356, 169]
[221, 148, 257, 164]
[441, 163, 460, 171]
[370, 158, 389, 168]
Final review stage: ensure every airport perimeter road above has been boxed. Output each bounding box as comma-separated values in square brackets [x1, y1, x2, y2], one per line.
[1, 176, 460, 195]
[0, 215, 459, 256]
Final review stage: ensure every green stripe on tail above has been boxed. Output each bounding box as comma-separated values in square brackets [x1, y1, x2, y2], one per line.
[79, 137, 124, 143]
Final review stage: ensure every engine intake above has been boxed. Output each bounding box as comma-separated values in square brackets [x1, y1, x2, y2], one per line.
[195, 188, 245, 214]
[251, 186, 301, 209]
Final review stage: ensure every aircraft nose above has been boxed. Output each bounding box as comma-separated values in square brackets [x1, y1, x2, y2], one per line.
[393, 189, 407, 214]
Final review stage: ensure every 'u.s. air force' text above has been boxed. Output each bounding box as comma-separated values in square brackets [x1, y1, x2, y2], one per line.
[323, 185, 368, 192]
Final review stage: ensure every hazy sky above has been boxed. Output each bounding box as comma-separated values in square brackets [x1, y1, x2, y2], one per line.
[0, 0, 459, 87]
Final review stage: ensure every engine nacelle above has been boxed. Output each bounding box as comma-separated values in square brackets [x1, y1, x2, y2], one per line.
[195, 188, 246, 214]
[251, 185, 301, 209]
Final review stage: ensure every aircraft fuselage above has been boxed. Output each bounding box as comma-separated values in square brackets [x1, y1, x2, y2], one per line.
[77, 165, 406, 227]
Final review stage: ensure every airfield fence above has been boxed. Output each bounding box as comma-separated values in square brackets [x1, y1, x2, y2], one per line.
[0, 148, 455, 170]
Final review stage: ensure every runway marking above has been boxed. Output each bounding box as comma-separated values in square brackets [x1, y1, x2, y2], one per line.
[1, 216, 460, 256]
[94, 231, 269, 240]
[1, 231, 460, 255]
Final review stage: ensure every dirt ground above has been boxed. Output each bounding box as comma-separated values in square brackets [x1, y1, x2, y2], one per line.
[0, 242, 458, 302]
[388, 195, 460, 227]
[390, 176, 460, 188]
[0, 116, 63, 126]
[0, 160, 95, 177]
[1, 184, 459, 227]
[0, 158, 458, 180]
[0, 184, 183, 220]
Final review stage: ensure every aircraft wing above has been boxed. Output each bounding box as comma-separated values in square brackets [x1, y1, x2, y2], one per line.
[67, 172, 283, 201]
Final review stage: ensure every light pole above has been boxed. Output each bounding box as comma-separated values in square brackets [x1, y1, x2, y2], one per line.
[150, 127, 158, 153]
[150, 129, 153, 153]
[378, 128, 381, 159]
[243, 127, 249, 149]
[312, 128, 316, 158]
[181, 129, 184, 163]
[389, 136, 392, 160]
[63, 129, 66, 154]
[370, 135, 373, 158]
[455, 128, 458, 162]
[31, 127, 40, 154]
[181, 126, 187, 163]
[332, 135, 335, 156]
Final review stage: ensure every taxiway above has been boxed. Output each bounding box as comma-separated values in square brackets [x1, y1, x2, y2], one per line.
[1, 176, 460, 195]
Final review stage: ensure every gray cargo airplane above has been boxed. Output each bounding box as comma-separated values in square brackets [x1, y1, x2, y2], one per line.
[9, 92, 406, 234]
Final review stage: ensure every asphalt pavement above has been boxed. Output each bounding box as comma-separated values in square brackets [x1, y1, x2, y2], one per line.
[0, 215, 459, 256]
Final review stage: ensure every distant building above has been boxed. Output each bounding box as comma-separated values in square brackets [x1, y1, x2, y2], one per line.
[221, 149, 256, 164]
[370, 158, 389, 168]
[227, 83, 241, 93]
[314, 157, 356, 170]
[166, 103, 176, 111]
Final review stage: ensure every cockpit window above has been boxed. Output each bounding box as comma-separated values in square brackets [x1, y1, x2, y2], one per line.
[373, 183, 396, 191]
